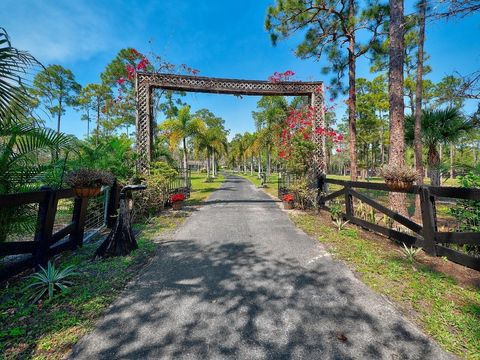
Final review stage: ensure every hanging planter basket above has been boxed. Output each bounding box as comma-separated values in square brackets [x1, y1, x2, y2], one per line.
[74, 187, 101, 198]
[385, 179, 414, 192]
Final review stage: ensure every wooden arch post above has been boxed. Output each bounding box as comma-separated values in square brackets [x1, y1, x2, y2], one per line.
[135, 73, 326, 177]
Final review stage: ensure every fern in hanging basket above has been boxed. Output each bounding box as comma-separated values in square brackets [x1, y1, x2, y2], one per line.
[381, 166, 417, 191]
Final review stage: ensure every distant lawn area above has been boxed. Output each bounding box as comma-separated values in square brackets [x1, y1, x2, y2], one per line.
[187, 173, 225, 205]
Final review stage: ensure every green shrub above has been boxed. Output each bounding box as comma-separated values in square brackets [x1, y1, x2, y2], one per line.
[329, 201, 342, 220]
[289, 178, 317, 210]
[132, 162, 177, 221]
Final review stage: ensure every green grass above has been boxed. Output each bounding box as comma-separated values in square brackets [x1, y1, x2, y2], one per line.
[0, 177, 223, 359]
[290, 211, 480, 359]
[187, 173, 225, 205]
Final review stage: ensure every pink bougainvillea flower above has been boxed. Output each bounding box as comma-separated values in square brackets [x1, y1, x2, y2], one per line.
[336, 148, 342, 153]
[131, 48, 140, 56]
[337, 134, 344, 141]
[137, 57, 149, 71]
[191, 69, 200, 75]
[126, 64, 136, 80]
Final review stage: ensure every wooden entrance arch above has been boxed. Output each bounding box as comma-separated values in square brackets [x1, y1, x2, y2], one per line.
[135, 73, 326, 175]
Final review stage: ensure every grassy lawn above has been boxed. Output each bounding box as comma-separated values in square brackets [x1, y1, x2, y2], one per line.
[289, 211, 480, 359]
[187, 173, 225, 205]
[228, 171, 279, 198]
[0, 176, 224, 359]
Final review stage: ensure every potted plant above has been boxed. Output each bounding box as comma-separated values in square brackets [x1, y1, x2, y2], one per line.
[282, 193, 294, 210]
[65, 168, 114, 198]
[381, 165, 417, 191]
[170, 193, 186, 210]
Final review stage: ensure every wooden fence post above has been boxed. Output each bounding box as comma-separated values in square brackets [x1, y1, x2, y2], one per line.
[69, 196, 88, 249]
[33, 186, 57, 268]
[344, 182, 353, 219]
[317, 173, 326, 207]
[420, 186, 437, 255]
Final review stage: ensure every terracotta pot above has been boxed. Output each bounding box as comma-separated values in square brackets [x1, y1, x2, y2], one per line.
[385, 179, 414, 192]
[283, 201, 294, 210]
[172, 201, 184, 210]
[74, 187, 101, 198]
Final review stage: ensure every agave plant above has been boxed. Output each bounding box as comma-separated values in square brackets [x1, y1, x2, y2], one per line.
[26, 261, 77, 303]
[333, 218, 350, 231]
[400, 243, 422, 264]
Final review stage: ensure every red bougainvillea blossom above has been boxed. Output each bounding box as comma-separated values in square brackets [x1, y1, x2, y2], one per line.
[137, 57, 149, 71]
[278, 105, 343, 159]
[126, 64, 136, 80]
[270, 74, 343, 160]
[114, 49, 201, 102]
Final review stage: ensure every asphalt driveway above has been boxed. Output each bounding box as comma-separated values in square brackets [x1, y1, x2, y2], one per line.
[71, 174, 453, 359]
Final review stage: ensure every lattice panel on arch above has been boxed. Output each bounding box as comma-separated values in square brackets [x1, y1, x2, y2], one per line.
[139, 73, 321, 96]
[135, 73, 326, 175]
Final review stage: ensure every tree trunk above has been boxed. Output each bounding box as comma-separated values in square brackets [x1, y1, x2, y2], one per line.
[95, 194, 138, 258]
[474, 143, 478, 165]
[428, 145, 441, 186]
[414, 0, 426, 219]
[250, 156, 254, 175]
[212, 151, 216, 177]
[182, 137, 188, 186]
[266, 148, 271, 176]
[258, 155, 261, 174]
[449, 143, 455, 179]
[96, 97, 100, 146]
[388, 0, 408, 215]
[348, 0, 357, 181]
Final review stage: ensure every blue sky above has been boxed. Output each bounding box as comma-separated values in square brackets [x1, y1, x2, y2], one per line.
[2, 0, 479, 139]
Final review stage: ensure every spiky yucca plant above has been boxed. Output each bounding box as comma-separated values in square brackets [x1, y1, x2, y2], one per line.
[333, 218, 349, 231]
[26, 261, 77, 303]
[400, 243, 422, 264]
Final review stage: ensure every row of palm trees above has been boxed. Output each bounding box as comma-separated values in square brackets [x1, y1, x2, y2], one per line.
[160, 106, 228, 182]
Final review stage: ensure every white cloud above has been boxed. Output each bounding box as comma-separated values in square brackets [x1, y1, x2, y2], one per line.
[1, 0, 130, 62]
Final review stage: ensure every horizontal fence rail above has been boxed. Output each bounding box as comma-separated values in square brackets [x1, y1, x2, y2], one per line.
[278, 172, 480, 271]
[1, 170, 193, 281]
[0, 183, 120, 281]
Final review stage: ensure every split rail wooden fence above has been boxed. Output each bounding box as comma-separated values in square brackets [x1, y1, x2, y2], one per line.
[279, 173, 480, 271]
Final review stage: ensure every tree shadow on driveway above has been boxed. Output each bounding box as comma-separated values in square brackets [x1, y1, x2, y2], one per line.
[71, 239, 450, 359]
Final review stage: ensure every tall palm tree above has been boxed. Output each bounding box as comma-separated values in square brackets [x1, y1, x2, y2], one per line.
[406, 107, 476, 186]
[0, 27, 41, 120]
[161, 106, 205, 184]
[244, 132, 257, 175]
[194, 126, 227, 180]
